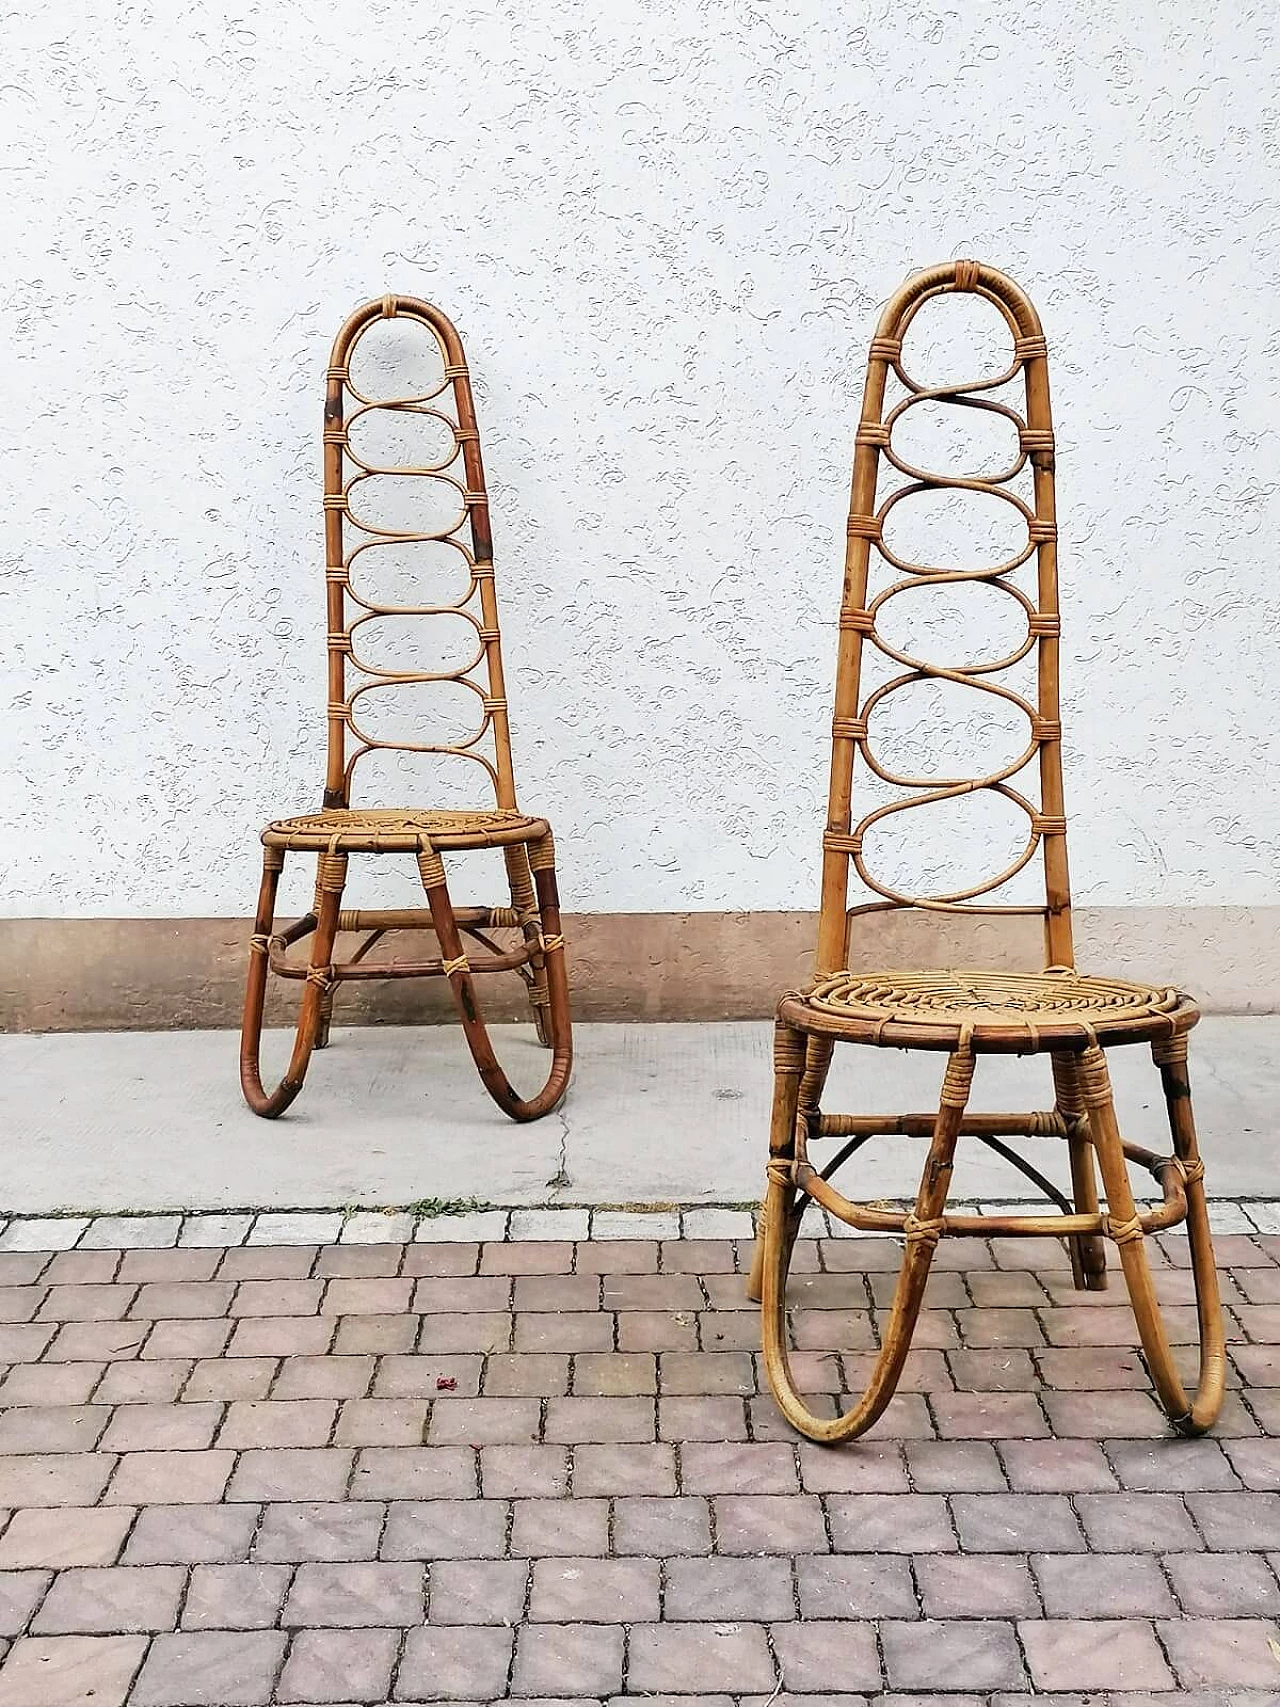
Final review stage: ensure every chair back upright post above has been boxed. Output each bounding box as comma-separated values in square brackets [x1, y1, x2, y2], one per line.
[816, 259, 1075, 980]
[321, 295, 519, 813]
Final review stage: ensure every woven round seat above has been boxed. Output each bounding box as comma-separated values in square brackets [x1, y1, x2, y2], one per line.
[782, 967, 1197, 1052]
[262, 808, 548, 853]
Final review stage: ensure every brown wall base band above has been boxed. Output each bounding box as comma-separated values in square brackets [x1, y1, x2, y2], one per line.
[1, 908, 1274, 1031]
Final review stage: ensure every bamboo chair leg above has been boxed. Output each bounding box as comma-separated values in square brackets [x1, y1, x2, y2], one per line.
[240, 849, 347, 1119]
[1076, 1042, 1225, 1435]
[747, 1035, 833, 1303]
[504, 843, 552, 1048]
[1052, 1052, 1108, 1291]
[760, 1036, 975, 1443]
[417, 836, 572, 1123]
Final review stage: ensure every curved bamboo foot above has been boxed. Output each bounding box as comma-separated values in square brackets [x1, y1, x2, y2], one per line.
[759, 1032, 975, 1443]
[418, 837, 572, 1122]
[240, 849, 346, 1119]
[1078, 1041, 1225, 1435]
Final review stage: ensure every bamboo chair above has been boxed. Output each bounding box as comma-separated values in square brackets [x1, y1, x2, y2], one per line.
[748, 260, 1225, 1441]
[240, 295, 572, 1123]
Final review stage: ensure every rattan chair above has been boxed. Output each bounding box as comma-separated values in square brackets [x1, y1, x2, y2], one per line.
[748, 260, 1225, 1441]
[240, 295, 571, 1123]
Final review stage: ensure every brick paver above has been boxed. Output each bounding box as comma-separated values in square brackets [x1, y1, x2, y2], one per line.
[0, 1225, 1276, 1701]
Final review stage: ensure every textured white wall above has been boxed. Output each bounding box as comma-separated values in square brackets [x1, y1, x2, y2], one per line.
[3, 0, 1279, 918]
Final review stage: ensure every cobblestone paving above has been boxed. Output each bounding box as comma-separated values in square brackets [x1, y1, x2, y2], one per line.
[0, 1227, 1276, 1704]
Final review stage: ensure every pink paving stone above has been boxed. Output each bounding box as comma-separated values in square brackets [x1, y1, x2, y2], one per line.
[513, 1274, 601, 1312]
[510, 1621, 626, 1694]
[229, 1280, 324, 1317]
[510, 1498, 610, 1559]
[428, 1557, 528, 1625]
[314, 1244, 404, 1278]
[99, 1401, 222, 1453]
[1159, 1618, 1280, 1686]
[130, 1629, 288, 1704]
[129, 1283, 236, 1319]
[948, 1348, 1040, 1390]
[797, 1441, 908, 1493]
[334, 1315, 419, 1353]
[0, 1633, 147, 1707]
[181, 1563, 294, 1629]
[680, 1441, 798, 1493]
[477, 1243, 575, 1276]
[794, 1554, 917, 1619]
[0, 1452, 116, 1507]
[715, 1494, 829, 1554]
[0, 1363, 105, 1407]
[479, 1445, 568, 1498]
[770, 1620, 883, 1692]
[123, 1505, 260, 1565]
[399, 1244, 480, 1278]
[30, 1564, 186, 1634]
[350, 1447, 477, 1501]
[0, 1405, 110, 1456]
[254, 1501, 386, 1563]
[658, 1396, 748, 1441]
[0, 1507, 134, 1569]
[427, 1397, 541, 1445]
[321, 1278, 414, 1316]
[273, 1356, 375, 1402]
[104, 1450, 235, 1505]
[626, 1622, 775, 1693]
[36, 1285, 138, 1323]
[276, 1626, 399, 1703]
[999, 1439, 1118, 1492]
[880, 1618, 1027, 1690]
[0, 1571, 51, 1637]
[610, 1496, 710, 1557]
[226, 1448, 353, 1502]
[1019, 1620, 1175, 1691]
[382, 1499, 511, 1561]
[528, 1556, 659, 1622]
[396, 1624, 514, 1699]
[826, 1494, 957, 1554]
[96, 1361, 190, 1404]
[217, 1399, 338, 1449]
[333, 1398, 430, 1446]
[543, 1397, 656, 1443]
[914, 1556, 1041, 1618]
[282, 1560, 425, 1627]
[905, 1440, 1007, 1492]
[931, 1391, 1050, 1438]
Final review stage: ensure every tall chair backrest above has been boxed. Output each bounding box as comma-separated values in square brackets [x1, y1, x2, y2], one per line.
[321, 296, 519, 811]
[816, 260, 1073, 978]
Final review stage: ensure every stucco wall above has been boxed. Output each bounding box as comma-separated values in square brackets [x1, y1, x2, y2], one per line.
[3, 0, 1278, 922]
